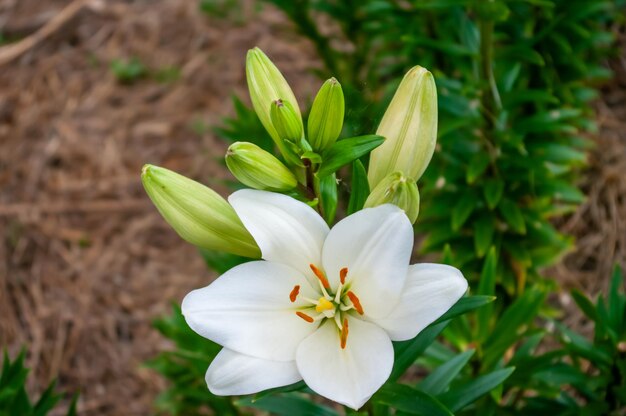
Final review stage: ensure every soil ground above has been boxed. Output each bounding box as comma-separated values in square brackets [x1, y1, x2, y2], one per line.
[0, 1, 624, 415]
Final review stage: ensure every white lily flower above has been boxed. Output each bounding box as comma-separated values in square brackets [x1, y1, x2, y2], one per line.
[182, 190, 467, 409]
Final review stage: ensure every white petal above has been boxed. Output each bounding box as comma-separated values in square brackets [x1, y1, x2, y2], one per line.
[372, 264, 468, 341]
[229, 189, 330, 287]
[322, 204, 413, 318]
[296, 318, 393, 410]
[206, 348, 302, 396]
[182, 261, 320, 361]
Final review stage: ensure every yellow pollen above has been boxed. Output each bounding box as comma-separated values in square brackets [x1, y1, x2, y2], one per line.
[315, 297, 334, 313]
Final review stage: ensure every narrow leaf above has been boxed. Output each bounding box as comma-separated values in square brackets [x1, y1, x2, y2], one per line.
[419, 350, 475, 395]
[432, 296, 496, 325]
[437, 367, 515, 412]
[317, 135, 384, 178]
[498, 198, 526, 234]
[375, 384, 453, 416]
[391, 321, 449, 381]
[236, 394, 338, 416]
[347, 160, 370, 215]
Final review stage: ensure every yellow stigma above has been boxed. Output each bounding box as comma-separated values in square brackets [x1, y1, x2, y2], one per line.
[315, 297, 334, 312]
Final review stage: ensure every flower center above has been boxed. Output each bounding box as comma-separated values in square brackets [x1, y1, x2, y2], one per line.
[289, 265, 365, 349]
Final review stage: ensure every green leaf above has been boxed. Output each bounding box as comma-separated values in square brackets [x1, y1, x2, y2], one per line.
[476, 248, 497, 342]
[571, 289, 598, 322]
[466, 152, 490, 184]
[557, 322, 612, 366]
[483, 179, 504, 209]
[199, 249, 249, 274]
[301, 150, 322, 164]
[391, 321, 449, 382]
[32, 380, 62, 416]
[451, 192, 478, 231]
[347, 160, 370, 215]
[483, 289, 546, 368]
[419, 350, 475, 395]
[317, 135, 384, 178]
[375, 384, 453, 416]
[473, 215, 495, 257]
[317, 173, 338, 224]
[437, 367, 515, 412]
[498, 198, 526, 234]
[608, 265, 625, 333]
[252, 381, 308, 402]
[236, 394, 338, 416]
[432, 296, 495, 326]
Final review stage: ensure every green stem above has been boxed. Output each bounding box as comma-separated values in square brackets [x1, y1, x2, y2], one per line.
[479, 19, 500, 131]
[303, 159, 324, 216]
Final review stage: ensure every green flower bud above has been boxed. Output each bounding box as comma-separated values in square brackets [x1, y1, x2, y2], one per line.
[368, 66, 437, 189]
[364, 172, 420, 223]
[141, 164, 260, 258]
[307, 77, 344, 152]
[270, 100, 303, 144]
[225, 142, 298, 191]
[246, 47, 303, 164]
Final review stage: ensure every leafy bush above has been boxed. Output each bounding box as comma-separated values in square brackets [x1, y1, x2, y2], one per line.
[0, 350, 76, 416]
[146, 0, 626, 414]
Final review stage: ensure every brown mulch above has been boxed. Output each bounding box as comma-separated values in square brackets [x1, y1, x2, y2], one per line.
[0, 1, 318, 414]
[0, 1, 624, 415]
[550, 25, 626, 296]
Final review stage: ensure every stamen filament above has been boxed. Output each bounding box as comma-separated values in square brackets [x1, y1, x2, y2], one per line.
[346, 291, 364, 315]
[310, 264, 330, 289]
[296, 311, 314, 323]
[334, 312, 343, 329]
[340, 318, 349, 349]
[340, 267, 348, 284]
[334, 283, 343, 304]
[289, 285, 300, 302]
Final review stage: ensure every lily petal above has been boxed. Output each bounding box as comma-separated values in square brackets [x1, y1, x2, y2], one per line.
[295, 318, 393, 410]
[372, 264, 467, 341]
[229, 189, 330, 287]
[182, 261, 319, 361]
[206, 348, 302, 395]
[322, 204, 413, 318]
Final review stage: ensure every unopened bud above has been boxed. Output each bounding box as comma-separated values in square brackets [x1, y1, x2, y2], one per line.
[246, 47, 303, 164]
[364, 172, 420, 223]
[368, 66, 437, 188]
[270, 100, 303, 144]
[308, 78, 344, 152]
[225, 142, 298, 191]
[141, 165, 260, 258]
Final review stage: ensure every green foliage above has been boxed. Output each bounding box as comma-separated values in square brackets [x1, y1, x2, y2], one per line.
[147, 304, 238, 415]
[559, 266, 626, 412]
[110, 58, 181, 85]
[0, 350, 77, 416]
[110, 57, 147, 84]
[145, 1, 626, 414]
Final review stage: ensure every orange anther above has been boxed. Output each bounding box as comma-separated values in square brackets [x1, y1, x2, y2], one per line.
[309, 264, 330, 289]
[289, 285, 300, 302]
[346, 291, 364, 315]
[296, 311, 314, 323]
[340, 318, 349, 349]
[339, 267, 348, 284]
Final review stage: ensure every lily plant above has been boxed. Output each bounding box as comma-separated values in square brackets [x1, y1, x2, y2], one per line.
[142, 47, 469, 411]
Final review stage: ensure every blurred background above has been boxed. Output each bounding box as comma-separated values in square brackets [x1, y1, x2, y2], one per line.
[0, 0, 624, 415]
